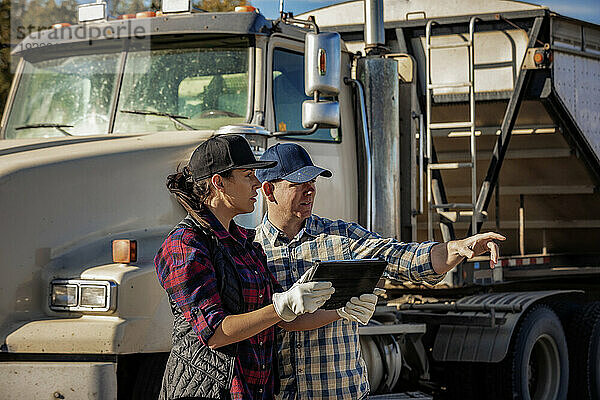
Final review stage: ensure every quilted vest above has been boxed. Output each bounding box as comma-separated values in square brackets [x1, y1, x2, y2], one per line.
[159, 216, 245, 400]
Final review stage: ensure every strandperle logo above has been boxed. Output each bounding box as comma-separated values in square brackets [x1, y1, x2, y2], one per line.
[13, 20, 150, 50]
[8, 13, 151, 72]
[14, 22, 148, 44]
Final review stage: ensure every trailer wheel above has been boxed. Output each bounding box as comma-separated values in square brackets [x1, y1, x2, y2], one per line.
[567, 302, 600, 400]
[505, 305, 569, 400]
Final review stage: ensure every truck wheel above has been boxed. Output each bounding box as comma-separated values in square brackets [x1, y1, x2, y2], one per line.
[567, 302, 600, 400]
[506, 305, 569, 400]
[359, 321, 403, 394]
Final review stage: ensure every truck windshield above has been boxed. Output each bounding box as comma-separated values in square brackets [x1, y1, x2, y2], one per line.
[4, 45, 250, 138]
[5, 53, 120, 139]
[113, 47, 249, 133]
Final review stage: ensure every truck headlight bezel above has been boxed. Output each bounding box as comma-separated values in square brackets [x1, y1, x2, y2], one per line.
[50, 279, 116, 312]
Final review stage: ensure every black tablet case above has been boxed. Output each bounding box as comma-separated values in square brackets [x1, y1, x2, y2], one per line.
[306, 259, 387, 310]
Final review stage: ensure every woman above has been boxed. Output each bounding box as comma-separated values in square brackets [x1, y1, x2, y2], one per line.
[154, 134, 339, 400]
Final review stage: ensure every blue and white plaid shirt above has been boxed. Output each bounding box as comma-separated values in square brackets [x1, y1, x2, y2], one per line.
[255, 214, 444, 399]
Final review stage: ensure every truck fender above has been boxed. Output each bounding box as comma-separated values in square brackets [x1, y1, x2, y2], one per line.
[431, 290, 582, 363]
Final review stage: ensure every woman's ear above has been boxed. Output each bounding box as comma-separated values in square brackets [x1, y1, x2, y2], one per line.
[262, 181, 276, 202]
[211, 174, 224, 192]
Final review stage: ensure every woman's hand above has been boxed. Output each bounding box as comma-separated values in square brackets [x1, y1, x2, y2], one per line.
[272, 281, 335, 322]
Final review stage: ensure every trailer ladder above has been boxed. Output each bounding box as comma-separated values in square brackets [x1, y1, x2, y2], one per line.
[425, 17, 481, 241]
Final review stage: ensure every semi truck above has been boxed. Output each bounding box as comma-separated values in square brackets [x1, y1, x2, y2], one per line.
[0, 0, 599, 398]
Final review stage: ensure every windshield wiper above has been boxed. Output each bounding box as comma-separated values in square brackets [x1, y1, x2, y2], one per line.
[120, 110, 195, 131]
[15, 123, 74, 136]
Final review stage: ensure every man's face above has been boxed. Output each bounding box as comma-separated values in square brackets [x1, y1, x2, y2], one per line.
[270, 179, 316, 221]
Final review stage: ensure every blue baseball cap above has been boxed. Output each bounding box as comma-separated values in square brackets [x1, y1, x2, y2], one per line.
[256, 143, 332, 183]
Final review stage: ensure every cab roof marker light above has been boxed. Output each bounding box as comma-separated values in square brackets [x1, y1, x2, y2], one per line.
[78, 1, 107, 23]
[162, 0, 191, 14]
[136, 11, 156, 18]
[117, 13, 136, 20]
[235, 6, 257, 12]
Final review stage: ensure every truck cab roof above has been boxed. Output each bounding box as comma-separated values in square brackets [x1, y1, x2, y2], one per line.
[12, 11, 308, 60]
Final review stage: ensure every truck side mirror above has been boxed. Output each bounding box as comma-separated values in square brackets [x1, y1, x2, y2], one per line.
[302, 100, 339, 128]
[302, 32, 341, 129]
[305, 32, 341, 96]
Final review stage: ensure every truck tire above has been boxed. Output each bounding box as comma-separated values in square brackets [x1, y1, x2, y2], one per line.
[567, 302, 600, 400]
[502, 305, 569, 400]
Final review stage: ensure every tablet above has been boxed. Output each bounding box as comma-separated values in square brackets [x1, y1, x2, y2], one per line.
[306, 259, 387, 310]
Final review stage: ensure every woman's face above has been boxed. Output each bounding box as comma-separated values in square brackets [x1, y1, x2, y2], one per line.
[219, 169, 262, 215]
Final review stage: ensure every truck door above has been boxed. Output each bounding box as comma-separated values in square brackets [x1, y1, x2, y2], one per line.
[265, 35, 359, 223]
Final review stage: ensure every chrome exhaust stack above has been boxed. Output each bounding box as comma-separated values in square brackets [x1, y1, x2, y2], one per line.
[357, 0, 402, 238]
[364, 0, 386, 55]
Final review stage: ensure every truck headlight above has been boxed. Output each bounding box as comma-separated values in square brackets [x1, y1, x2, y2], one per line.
[51, 284, 78, 307]
[80, 285, 107, 308]
[50, 280, 116, 312]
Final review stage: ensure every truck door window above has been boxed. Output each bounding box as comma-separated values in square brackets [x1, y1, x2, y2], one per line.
[272, 49, 340, 142]
[113, 47, 249, 133]
[4, 53, 119, 139]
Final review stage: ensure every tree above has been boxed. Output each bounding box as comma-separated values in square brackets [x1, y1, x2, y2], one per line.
[0, 0, 78, 116]
[194, 0, 247, 12]
[1, 0, 14, 115]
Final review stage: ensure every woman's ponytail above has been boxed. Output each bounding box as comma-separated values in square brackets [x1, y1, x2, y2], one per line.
[166, 165, 231, 228]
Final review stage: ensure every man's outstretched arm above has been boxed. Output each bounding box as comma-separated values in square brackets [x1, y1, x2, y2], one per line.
[345, 219, 506, 284]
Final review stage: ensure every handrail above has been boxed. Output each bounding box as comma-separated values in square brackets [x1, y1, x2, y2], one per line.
[345, 77, 372, 231]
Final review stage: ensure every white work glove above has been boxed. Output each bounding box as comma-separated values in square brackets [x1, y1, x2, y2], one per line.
[337, 288, 386, 325]
[273, 279, 334, 322]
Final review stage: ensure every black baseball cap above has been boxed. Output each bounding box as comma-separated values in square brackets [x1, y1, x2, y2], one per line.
[189, 134, 277, 181]
[255, 143, 332, 183]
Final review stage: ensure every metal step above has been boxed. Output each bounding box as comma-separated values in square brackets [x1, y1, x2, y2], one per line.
[428, 41, 471, 50]
[438, 210, 488, 223]
[429, 121, 473, 130]
[430, 202, 474, 209]
[359, 323, 426, 335]
[428, 82, 472, 89]
[369, 392, 433, 400]
[428, 162, 473, 170]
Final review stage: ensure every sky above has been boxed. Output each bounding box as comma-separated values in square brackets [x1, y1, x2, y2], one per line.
[251, 0, 600, 25]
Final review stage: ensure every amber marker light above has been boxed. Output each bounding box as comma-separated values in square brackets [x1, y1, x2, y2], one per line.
[117, 13, 136, 20]
[235, 5, 257, 12]
[319, 48, 327, 76]
[136, 11, 156, 18]
[112, 239, 137, 263]
[52, 23, 71, 29]
[533, 52, 544, 64]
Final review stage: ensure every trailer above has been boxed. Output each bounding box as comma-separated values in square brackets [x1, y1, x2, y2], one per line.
[300, 1, 600, 398]
[0, 0, 599, 398]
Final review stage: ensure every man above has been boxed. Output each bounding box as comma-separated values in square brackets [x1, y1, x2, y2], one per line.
[254, 142, 505, 399]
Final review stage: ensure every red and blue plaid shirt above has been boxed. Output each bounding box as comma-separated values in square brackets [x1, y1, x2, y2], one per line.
[155, 207, 281, 400]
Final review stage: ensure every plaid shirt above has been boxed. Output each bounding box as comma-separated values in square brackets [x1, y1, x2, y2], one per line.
[155, 208, 281, 400]
[255, 214, 443, 400]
